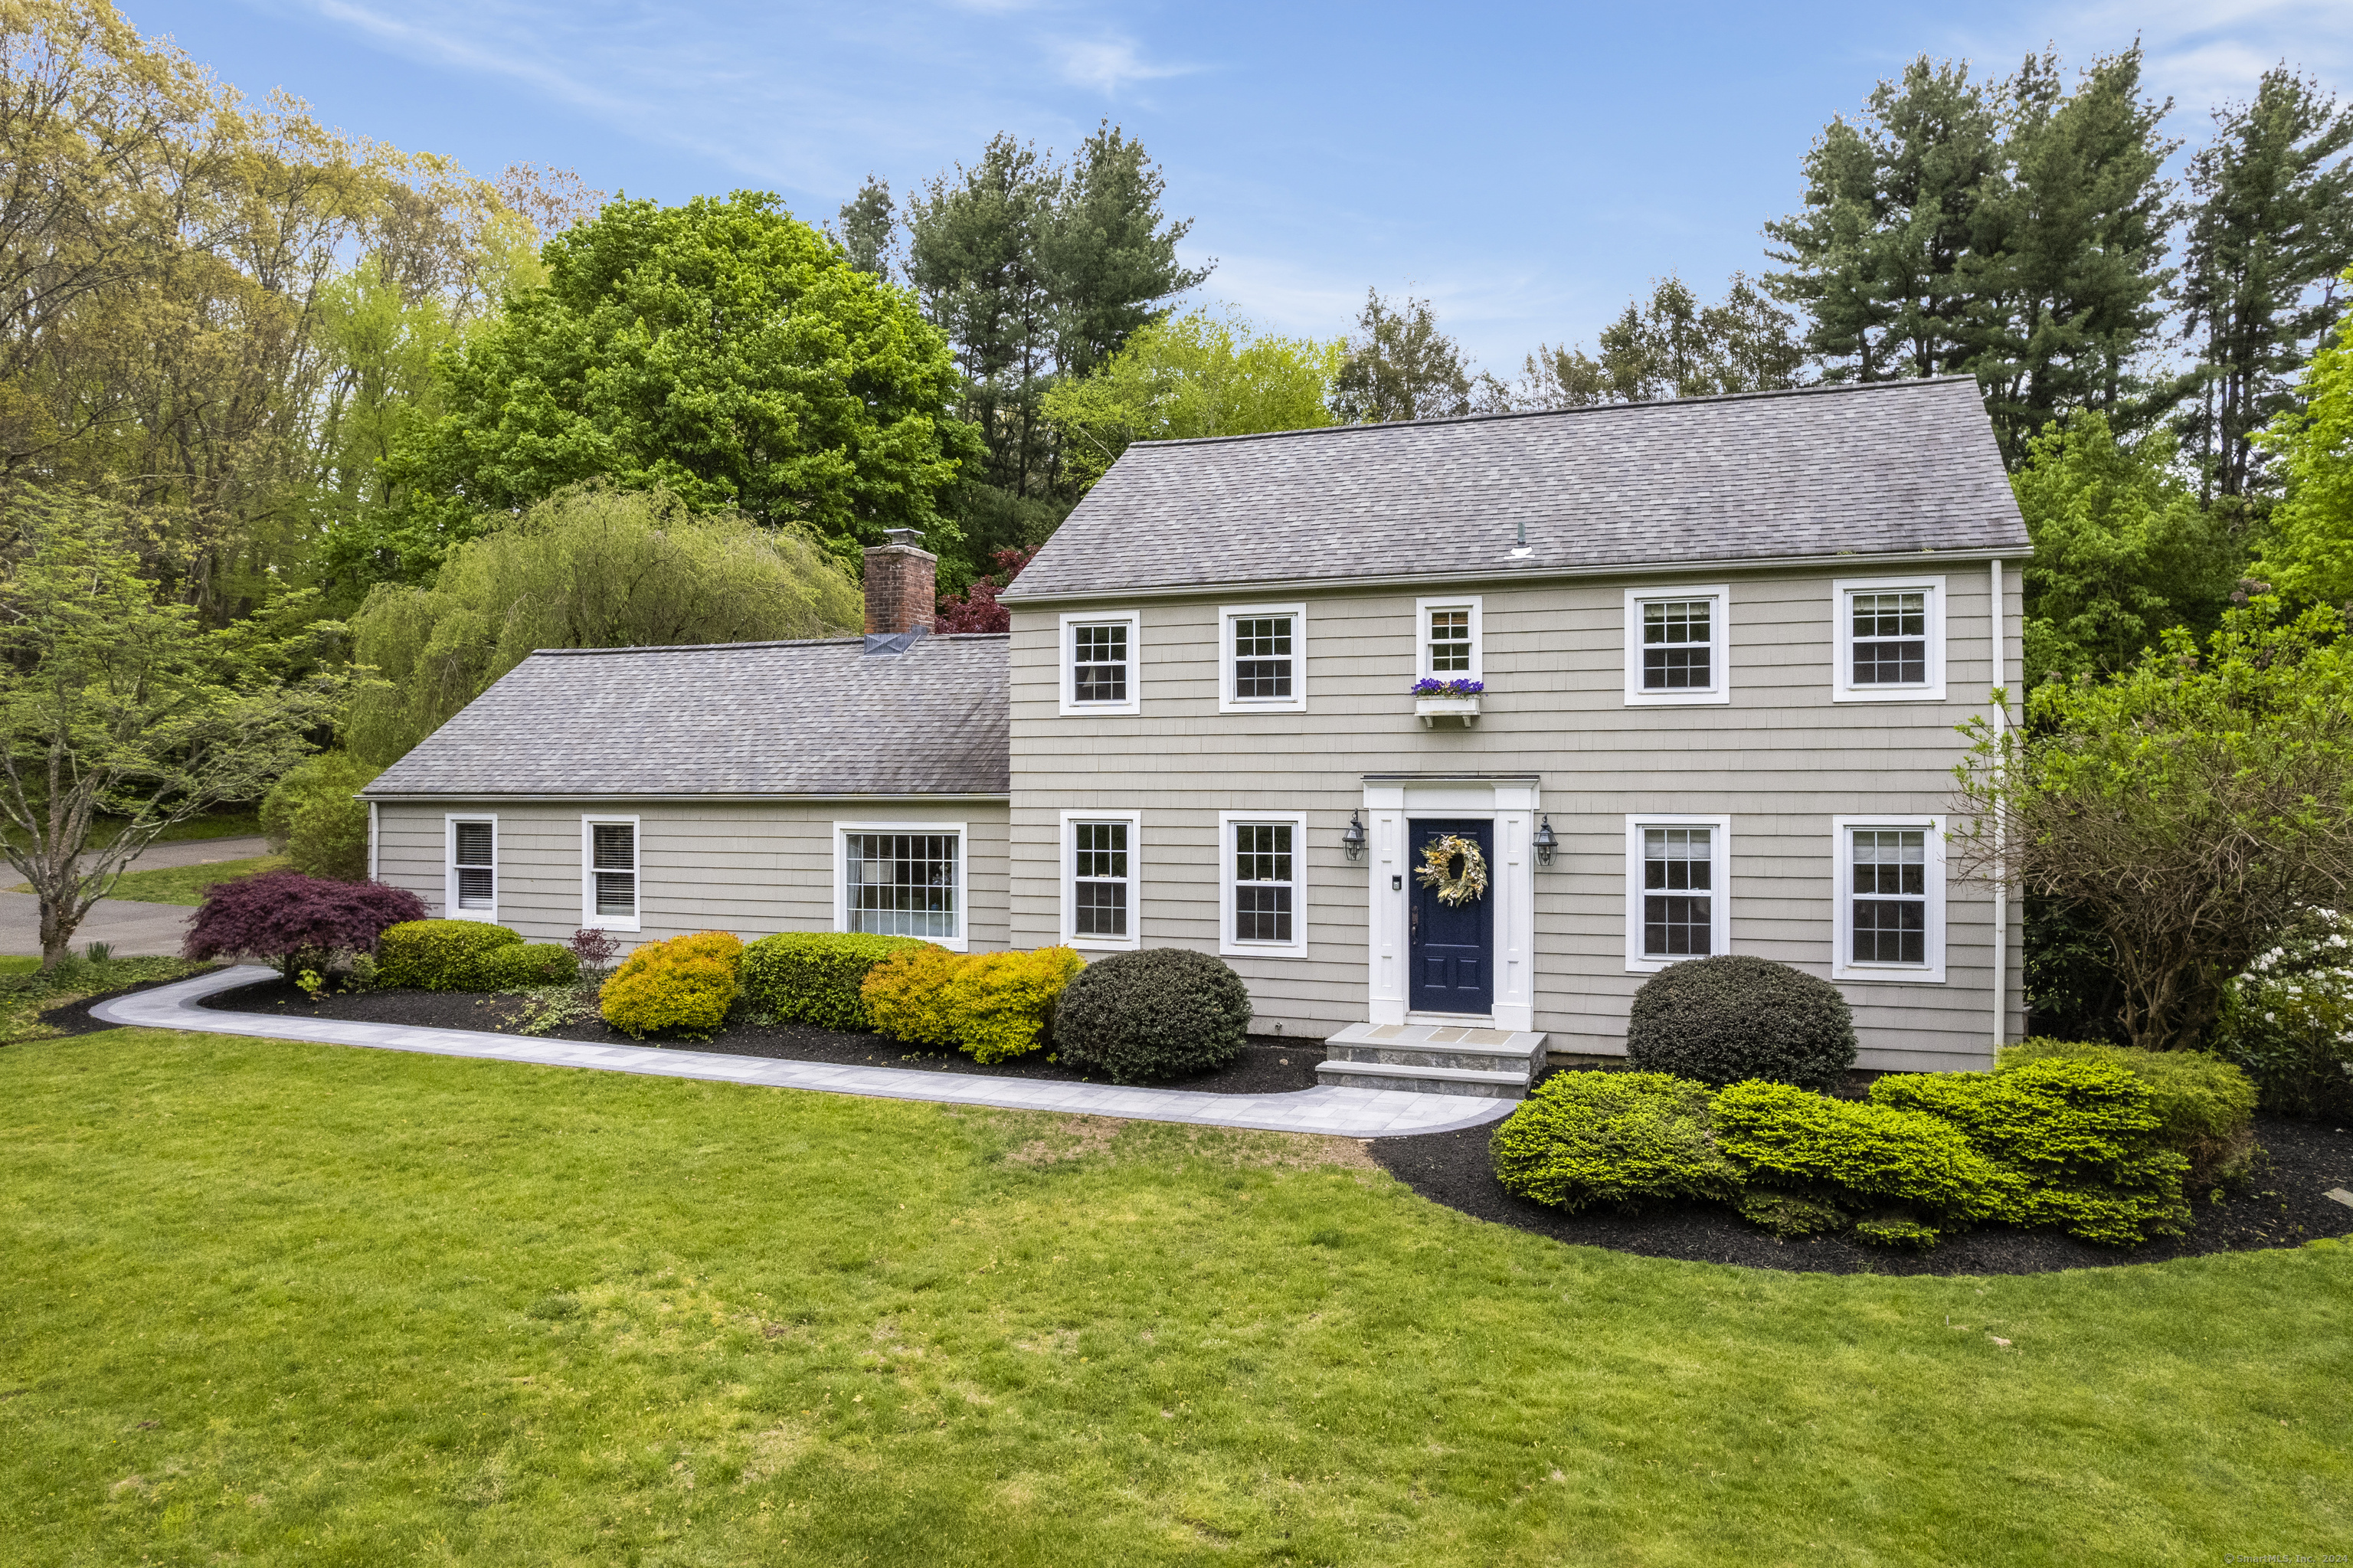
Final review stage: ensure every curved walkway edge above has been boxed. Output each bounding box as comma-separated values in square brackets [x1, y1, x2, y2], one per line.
[93, 967, 1518, 1140]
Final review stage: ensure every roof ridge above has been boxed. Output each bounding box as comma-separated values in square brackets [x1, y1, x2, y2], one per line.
[525, 633, 1011, 658]
[1127, 375, 1981, 450]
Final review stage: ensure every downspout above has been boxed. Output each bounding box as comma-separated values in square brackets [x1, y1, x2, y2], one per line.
[1988, 559, 2006, 1052]
[368, 799, 379, 882]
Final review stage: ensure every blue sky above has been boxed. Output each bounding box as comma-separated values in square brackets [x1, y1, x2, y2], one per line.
[130, 0, 2353, 371]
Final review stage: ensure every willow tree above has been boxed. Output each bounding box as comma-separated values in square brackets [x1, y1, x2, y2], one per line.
[342, 485, 861, 765]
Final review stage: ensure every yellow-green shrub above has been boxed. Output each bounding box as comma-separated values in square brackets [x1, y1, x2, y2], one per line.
[860, 944, 1083, 1063]
[600, 930, 744, 1039]
[378, 919, 523, 990]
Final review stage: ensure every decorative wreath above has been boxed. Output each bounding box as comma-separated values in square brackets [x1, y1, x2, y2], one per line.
[1415, 834, 1490, 906]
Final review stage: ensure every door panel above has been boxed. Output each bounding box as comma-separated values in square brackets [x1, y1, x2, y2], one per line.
[1407, 817, 1494, 1015]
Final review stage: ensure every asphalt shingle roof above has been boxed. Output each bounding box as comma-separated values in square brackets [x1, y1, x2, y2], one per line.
[362, 634, 1009, 798]
[1001, 377, 2029, 602]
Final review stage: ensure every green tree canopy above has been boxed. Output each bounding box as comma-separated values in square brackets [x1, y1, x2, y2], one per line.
[2012, 412, 2242, 684]
[1042, 309, 1342, 488]
[343, 485, 861, 766]
[2254, 274, 2353, 603]
[1517, 274, 1806, 407]
[1331, 291, 1474, 423]
[366, 191, 974, 585]
[0, 488, 344, 967]
[1955, 598, 2353, 1053]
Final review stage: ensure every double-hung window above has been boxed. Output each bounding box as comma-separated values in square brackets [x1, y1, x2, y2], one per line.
[1060, 611, 1140, 715]
[1416, 596, 1483, 683]
[1219, 604, 1307, 712]
[1063, 812, 1138, 948]
[1220, 812, 1307, 956]
[582, 816, 640, 932]
[1624, 815, 1730, 971]
[1832, 577, 1946, 700]
[445, 816, 496, 922]
[837, 825, 964, 949]
[1832, 817, 1946, 980]
[1625, 587, 1730, 705]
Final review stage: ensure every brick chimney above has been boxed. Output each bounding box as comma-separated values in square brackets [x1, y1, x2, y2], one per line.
[862, 528, 936, 637]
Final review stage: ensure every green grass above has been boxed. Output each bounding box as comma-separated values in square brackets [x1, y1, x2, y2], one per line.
[0, 958, 211, 1045]
[2, 1030, 2348, 1566]
[8, 853, 287, 906]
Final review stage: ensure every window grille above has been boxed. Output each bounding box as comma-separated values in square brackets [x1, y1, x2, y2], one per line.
[1642, 826, 1713, 957]
[1232, 822, 1294, 944]
[1072, 623, 1128, 704]
[591, 821, 637, 918]
[1231, 616, 1293, 699]
[1850, 827, 1926, 964]
[1641, 599, 1713, 689]
[1072, 820, 1129, 938]
[1428, 608, 1472, 673]
[846, 832, 959, 938]
[452, 820, 494, 912]
[1850, 591, 1928, 685]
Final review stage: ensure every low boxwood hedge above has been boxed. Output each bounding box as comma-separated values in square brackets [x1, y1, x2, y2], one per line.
[378, 919, 524, 990]
[476, 942, 581, 990]
[742, 932, 932, 1031]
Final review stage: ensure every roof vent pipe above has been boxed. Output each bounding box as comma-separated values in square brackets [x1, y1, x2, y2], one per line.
[862, 529, 937, 652]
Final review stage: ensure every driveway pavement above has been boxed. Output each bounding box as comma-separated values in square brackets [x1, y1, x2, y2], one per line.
[2, 835, 273, 957]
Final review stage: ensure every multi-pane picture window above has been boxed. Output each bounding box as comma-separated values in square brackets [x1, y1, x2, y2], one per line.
[1428, 609, 1472, 673]
[1850, 827, 1927, 965]
[1231, 616, 1294, 699]
[1850, 591, 1928, 686]
[1231, 823, 1294, 944]
[1641, 600, 1713, 690]
[1641, 826, 1713, 958]
[591, 820, 637, 920]
[450, 819, 495, 913]
[1072, 622, 1129, 704]
[846, 832, 960, 939]
[1072, 820, 1130, 939]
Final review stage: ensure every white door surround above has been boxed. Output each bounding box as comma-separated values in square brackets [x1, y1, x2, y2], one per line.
[1361, 772, 1540, 1033]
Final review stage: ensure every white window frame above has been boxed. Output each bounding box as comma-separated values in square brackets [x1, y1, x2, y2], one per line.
[1218, 810, 1308, 957]
[1831, 814, 1947, 983]
[580, 814, 642, 933]
[832, 820, 969, 952]
[1059, 611, 1141, 716]
[1624, 585, 1732, 705]
[1832, 575, 1947, 702]
[1623, 813, 1732, 973]
[443, 813, 498, 924]
[1416, 595, 1484, 683]
[1059, 810, 1141, 951]
[1216, 603, 1308, 714]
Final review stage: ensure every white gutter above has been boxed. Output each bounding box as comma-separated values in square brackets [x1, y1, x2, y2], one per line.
[357, 792, 1014, 805]
[368, 798, 379, 881]
[1989, 558, 2006, 1052]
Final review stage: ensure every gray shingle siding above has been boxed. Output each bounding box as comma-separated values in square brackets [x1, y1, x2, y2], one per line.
[362, 633, 1010, 799]
[1002, 378, 2028, 604]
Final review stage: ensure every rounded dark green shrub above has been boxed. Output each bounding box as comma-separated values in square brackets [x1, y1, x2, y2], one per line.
[1625, 955, 1856, 1091]
[477, 942, 581, 990]
[378, 918, 524, 990]
[1055, 948, 1252, 1084]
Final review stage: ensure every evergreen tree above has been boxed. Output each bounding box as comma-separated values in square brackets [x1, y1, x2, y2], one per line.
[1965, 49, 2181, 469]
[1765, 57, 2004, 381]
[1038, 123, 1212, 381]
[2177, 68, 2353, 504]
[834, 175, 898, 280]
[1330, 291, 1472, 422]
[1514, 275, 1803, 408]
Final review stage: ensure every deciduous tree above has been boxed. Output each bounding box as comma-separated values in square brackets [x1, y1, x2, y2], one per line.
[2256, 277, 2353, 602]
[1331, 291, 1472, 423]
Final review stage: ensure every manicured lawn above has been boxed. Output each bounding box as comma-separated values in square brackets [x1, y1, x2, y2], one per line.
[0, 959, 209, 1045]
[2, 1030, 2347, 1566]
[8, 853, 288, 907]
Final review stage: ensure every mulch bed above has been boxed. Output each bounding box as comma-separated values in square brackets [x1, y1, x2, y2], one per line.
[197, 977, 1324, 1096]
[29, 967, 223, 1041]
[1369, 1107, 2353, 1276]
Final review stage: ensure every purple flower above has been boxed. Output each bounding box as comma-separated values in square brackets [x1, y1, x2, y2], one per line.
[1414, 678, 1485, 696]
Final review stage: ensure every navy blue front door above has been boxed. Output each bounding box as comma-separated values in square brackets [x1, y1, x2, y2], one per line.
[1408, 817, 1494, 1015]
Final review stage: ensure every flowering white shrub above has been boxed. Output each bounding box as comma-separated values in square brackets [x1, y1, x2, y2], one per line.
[2214, 908, 2353, 1116]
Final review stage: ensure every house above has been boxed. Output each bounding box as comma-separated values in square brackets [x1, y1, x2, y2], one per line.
[362, 375, 2029, 1087]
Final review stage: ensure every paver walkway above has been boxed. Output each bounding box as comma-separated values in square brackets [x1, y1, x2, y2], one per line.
[93, 967, 1518, 1139]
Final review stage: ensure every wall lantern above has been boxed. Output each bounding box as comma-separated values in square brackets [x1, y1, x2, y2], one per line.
[1533, 814, 1558, 867]
[1341, 811, 1368, 862]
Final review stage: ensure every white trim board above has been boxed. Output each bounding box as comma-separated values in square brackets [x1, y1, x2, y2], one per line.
[580, 813, 643, 934]
[1059, 610, 1141, 717]
[1217, 810, 1309, 958]
[1831, 814, 1947, 984]
[1623, 813, 1732, 973]
[1831, 574, 1948, 702]
[443, 813, 498, 925]
[1216, 603, 1308, 714]
[833, 820, 970, 952]
[1623, 585, 1731, 706]
[1059, 809, 1142, 951]
[1363, 780, 1538, 1033]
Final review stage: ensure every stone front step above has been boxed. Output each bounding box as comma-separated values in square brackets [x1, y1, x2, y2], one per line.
[1319, 1022, 1548, 1099]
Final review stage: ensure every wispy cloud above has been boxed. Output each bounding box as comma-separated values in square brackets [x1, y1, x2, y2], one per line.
[1049, 35, 1196, 96]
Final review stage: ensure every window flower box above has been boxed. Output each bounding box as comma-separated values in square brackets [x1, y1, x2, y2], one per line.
[1413, 678, 1482, 728]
